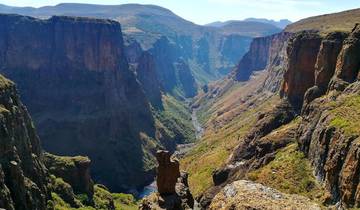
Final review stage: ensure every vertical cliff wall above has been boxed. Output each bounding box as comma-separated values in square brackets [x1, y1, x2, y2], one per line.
[279, 25, 360, 207]
[0, 75, 49, 210]
[0, 14, 160, 191]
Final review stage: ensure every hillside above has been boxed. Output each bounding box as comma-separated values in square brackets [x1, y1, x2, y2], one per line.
[285, 8, 360, 34]
[181, 9, 360, 209]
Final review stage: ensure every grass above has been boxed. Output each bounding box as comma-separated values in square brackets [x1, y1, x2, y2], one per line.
[181, 91, 279, 196]
[154, 94, 195, 144]
[285, 8, 360, 34]
[247, 143, 325, 201]
[329, 95, 360, 136]
[49, 184, 138, 210]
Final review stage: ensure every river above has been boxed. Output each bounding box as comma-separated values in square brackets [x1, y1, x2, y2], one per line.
[137, 107, 203, 199]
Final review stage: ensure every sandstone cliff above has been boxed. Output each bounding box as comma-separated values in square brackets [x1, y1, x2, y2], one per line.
[0, 14, 161, 191]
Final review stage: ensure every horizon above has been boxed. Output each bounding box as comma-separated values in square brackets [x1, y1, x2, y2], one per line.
[0, 0, 359, 25]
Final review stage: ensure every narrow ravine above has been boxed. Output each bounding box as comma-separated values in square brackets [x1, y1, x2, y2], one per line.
[138, 105, 204, 199]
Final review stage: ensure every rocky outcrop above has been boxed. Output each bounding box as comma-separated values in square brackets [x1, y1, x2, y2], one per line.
[209, 180, 320, 210]
[140, 150, 194, 210]
[234, 32, 292, 84]
[150, 36, 197, 98]
[0, 75, 49, 210]
[198, 100, 296, 208]
[44, 153, 94, 197]
[135, 52, 163, 107]
[156, 150, 180, 195]
[282, 24, 360, 207]
[329, 24, 360, 91]
[235, 35, 273, 81]
[314, 32, 347, 92]
[0, 14, 159, 191]
[280, 31, 322, 109]
[261, 32, 292, 92]
[298, 82, 360, 208]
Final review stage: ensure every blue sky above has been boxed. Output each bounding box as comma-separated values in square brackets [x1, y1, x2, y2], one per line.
[1, 0, 360, 25]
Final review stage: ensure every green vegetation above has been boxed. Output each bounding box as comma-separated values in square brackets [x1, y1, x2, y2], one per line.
[112, 193, 138, 210]
[154, 94, 195, 144]
[45, 153, 90, 171]
[247, 143, 325, 201]
[181, 90, 279, 196]
[49, 181, 137, 210]
[329, 95, 360, 136]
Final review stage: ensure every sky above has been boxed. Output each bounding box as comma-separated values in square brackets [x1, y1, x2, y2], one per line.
[1, 0, 360, 25]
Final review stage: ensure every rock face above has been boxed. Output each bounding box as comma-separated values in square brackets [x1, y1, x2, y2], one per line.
[140, 151, 194, 210]
[198, 100, 296, 208]
[280, 31, 322, 109]
[235, 35, 273, 81]
[0, 14, 159, 191]
[156, 150, 180, 195]
[261, 32, 292, 92]
[149, 36, 197, 98]
[209, 180, 320, 210]
[0, 75, 49, 210]
[281, 24, 360, 208]
[234, 32, 292, 84]
[329, 24, 360, 91]
[44, 153, 94, 197]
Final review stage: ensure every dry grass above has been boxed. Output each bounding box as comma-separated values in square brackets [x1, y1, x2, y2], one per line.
[247, 143, 325, 202]
[286, 8, 360, 34]
[181, 72, 280, 196]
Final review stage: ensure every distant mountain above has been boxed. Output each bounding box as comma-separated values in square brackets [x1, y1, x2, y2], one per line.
[244, 18, 291, 29]
[206, 18, 291, 29]
[0, 3, 281, 98]
[218, 21, 282, 37]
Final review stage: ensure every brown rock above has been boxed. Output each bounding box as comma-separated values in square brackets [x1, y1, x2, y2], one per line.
[280, 31, 322, 109]
[315, 32, 347, 91]
[329, 24, 360, 91]
[43, 153, 94, 197]
[156, 150, 180, 195]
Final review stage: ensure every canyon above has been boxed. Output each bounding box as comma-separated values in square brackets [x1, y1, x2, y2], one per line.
[0, 2, 360, 210]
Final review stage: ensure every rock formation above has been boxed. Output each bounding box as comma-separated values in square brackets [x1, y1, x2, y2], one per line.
[0, 74, 49, 210]
[156, 150, 180, 195]
[43, 153, 94, 197]
[140, 150, 194, 210]
[280, 31, 322, 109]
[0, 14, 162, 191]
[209, 180, 320, 210]
[235, 35, 273, 81]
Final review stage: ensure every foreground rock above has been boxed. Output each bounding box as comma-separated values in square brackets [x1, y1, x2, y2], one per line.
[140, 150, 194, 210]
[156, 150, 181, 195]
[209, 180, 321, 210]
